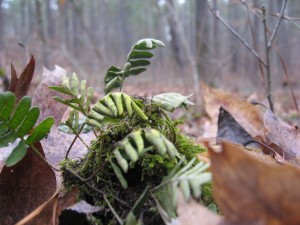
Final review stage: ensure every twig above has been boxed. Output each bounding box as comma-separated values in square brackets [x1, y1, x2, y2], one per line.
[65, 123, 86, 159]
[206, 0, 266, 67]
[64, 168, 125, 224]
[239, 0, 266, 85]
[262, 5, 274, 112]
[268, 0, 288, 48]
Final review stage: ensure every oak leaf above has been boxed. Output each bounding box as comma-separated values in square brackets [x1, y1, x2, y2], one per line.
[263, 109, 300, 166]
[206, 141, 300, 225]
[201, 83, 265, 139]
[8, 56, 35, 102]
[0, 143, 56, 225]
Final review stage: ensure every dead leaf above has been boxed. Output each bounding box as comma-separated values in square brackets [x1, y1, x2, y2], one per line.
[9, 62, 18, 92]
[177, 191, 228, 225]
[207, 141, 300, 225]
[201, 83, 265, 139]
[32, 65, 69, 125]
[8, 55, 35, 101]
[15, 190, 59, 225]
[263, 109, 300, 165]
[217, 107, 260, 149]
[0, 142, 56, 225]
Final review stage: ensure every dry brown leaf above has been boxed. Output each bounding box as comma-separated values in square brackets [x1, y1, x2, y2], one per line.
[0, 143, 57, 225]
[206, 141, 300, 225]
[201, 83, 265, 139]
[263, 109, 300, 165]
[177, 191, 227, 225]
[32, 65, 68, 125]
[8, 55, 35, 102]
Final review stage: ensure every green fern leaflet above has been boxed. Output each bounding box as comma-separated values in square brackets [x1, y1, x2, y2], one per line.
[104, 38, 165, 94]
[0, 92, 54, 166]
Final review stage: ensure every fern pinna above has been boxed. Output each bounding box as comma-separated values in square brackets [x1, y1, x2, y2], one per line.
[0, 92, 54, 166]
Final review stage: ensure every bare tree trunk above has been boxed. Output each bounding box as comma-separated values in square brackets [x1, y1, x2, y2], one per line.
[228, 2, 240, 74]
[195, 0, 210, 81]
[35, 0, 50, 68]
[166, 0, 186, 68]
[70, 0, 106, 63]
[118, 0, 132, 53]
[164, 0, 201, 106]
[0, 0, 4, 49]
[212, 0, 222, 78]
[45, 0, 55, 39]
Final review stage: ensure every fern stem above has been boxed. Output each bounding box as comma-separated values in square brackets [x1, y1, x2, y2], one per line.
[30, 144, 60, 172]
[119, 72, 125, 92]
[66, 121, 90, 149]
[65, 123, 86, 159]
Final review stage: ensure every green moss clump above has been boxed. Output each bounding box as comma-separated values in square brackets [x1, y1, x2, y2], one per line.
[61, 100, 213, 225]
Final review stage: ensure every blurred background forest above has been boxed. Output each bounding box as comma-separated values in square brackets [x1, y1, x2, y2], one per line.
[0, 0, 299, 96]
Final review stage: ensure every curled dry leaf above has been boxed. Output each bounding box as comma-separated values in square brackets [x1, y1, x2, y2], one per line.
[0, 143, 56, 225]
[206, 141, 300, 225]
[217, 107, 260, 149]
[263, 109, 300, 166]
[201, 83, 265, 139]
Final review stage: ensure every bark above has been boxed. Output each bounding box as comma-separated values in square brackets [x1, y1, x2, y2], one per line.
[45, 0, 55, 38]
[195, 0, 210, 80]
[166, 0, 186, 68]
[0, 0, 4, 49]
[35, 0, 50, 68]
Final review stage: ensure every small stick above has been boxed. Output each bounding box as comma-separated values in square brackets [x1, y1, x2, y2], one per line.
[268, 0, 288, 48]
[206, 0, 266, 67]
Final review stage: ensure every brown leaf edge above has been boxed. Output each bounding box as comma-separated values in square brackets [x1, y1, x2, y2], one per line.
[8, 55, 35, 101]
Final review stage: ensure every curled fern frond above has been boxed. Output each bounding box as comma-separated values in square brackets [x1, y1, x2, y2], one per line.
[49, 73, 93, 115]
[162, 158, 211, 204]
[86, 92, 148, 128]
[0, 92, 54, 166]
[104, 38, 165, 94]
[111, 128, 180, 188]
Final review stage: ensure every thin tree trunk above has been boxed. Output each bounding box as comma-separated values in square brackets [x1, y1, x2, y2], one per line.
[35, 0, 50, 68]
[0, 0, 4, 49]
[195, 0, 210, 81]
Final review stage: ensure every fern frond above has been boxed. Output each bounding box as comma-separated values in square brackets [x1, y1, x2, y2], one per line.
[111, 128, 180, 189]
[0, 92, 54, 166]
[104, 39, 165, 93]
[162, 158, 211, 204]
[86, 92, 148, 128]
[49, 73, 93, 115]
[111, 128, 180, 188]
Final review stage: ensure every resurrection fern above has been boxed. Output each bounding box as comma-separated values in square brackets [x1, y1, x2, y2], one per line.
[104, 38, 164, 93]
[111, 128, 180, 188]
[162, 158, 211, 201]
[86, 92, 148, 128]
[0, 92, 54, 166]
[49, 73, 93, 115]
[49, 73, 93, 133]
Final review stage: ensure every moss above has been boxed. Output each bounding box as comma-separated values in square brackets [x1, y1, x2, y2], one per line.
[61, 99, 212, 225]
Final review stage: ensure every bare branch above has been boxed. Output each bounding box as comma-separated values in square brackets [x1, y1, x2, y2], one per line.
[268, 0, 288, 48]
[206, 0, 266, 67]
